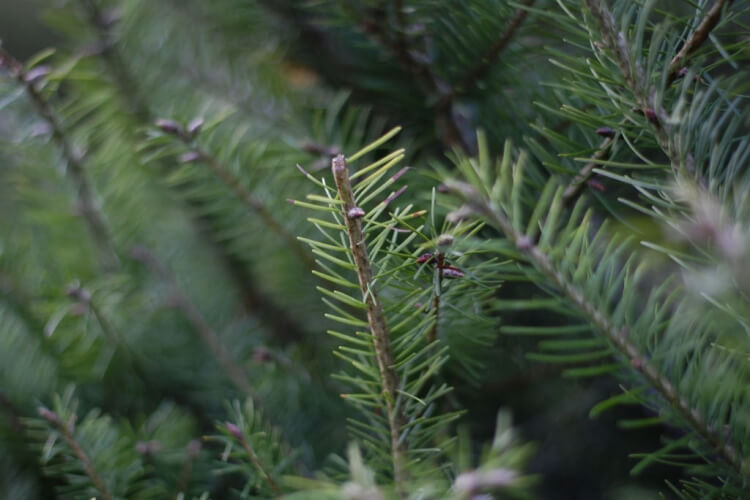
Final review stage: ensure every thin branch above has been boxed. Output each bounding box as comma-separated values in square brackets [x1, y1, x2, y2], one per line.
[427, 254, 444, 344]
[38, 407, 114, 500]
[226, 422, 281, 495]
[0, 47, 118, 270]
[448, 182, 749, 479]
[331, 154, 407, 487]
[562, 136, 613, 201]
[666, 0, 734, 86]
[130, 246, 254, 397]
[454, 0, 536, 94]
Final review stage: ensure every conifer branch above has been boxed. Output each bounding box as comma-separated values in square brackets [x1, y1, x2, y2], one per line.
[447, 181, 749, 479]
[37, 407, 114, 500]
[666, 0, 734, 86]
[225, 422, 281, 495]
[454, 0, 536, 94]
[130, 246, 255, 397]
[0, 47, 118, 271]
[331, 154, 407, 486]
[159, 121, 316, 272]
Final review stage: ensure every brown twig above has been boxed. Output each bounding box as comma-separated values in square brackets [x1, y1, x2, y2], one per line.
[331, 154, 407, 487]
[38, 407, 114, 500]
[130, 246, 254, 397]
[448, 157, 748, 482]
[454, 0, 536, 94]
[427, 253, 444, 344]
[666, 0, 734, 86]
[562, 136, 614, 201]
[0, 47, 118, 270]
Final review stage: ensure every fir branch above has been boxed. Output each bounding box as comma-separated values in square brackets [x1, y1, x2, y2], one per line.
[225, 422, 281, 495]
[130, 246, 255, 397]
[37, 407, 114, 500]
[453, 0, 536, 94]
[0, 47, 118, 270]
[666, 0, 734, 86]
[446, 181, 749, 480]
[330, 154, 407, 486]
[158, 120, 316, 272]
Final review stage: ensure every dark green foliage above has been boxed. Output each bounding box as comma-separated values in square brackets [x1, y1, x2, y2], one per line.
[1, 0, 749, 498]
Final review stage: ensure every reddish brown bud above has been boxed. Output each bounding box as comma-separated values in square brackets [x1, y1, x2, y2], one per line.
[416, 253, 434, 264]
[155, 119, 182, 135]
[643, 108, 658, 125]
[596, 127, 616, 138]
[38, 407, 59, 424]
[225, 422, 242, 440]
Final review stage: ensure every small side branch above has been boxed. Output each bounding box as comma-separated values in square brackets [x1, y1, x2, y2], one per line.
[226, 422, 281, 495]
[427, 254, 444, 344]
[0, 47, 118, 270]
[562, 136, 613, 201]
[454, 0, 536, 93]
[666, 0, 733, 85]
[331, 154, 407, 485]
[38, 407, 114, 500]
[130, 246, 254, 397]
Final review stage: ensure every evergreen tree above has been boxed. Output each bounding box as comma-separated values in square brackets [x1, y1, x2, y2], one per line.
[1, 0, 748, 498]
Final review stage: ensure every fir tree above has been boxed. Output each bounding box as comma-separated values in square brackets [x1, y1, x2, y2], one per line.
[1, 0, 749, 498]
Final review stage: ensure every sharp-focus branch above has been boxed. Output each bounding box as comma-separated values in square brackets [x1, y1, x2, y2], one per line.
[454, 0, 536, 94]
[447, 181, 749, 479]
[666, 0, 734, 86]
[331, 154, 407, 486]
[0, 47, 118, 271]
[130, 246, 254, 397]
[38, 407, 114, 500]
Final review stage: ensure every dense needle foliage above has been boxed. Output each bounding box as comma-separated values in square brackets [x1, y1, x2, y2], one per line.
[1, 0, 749, 498]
